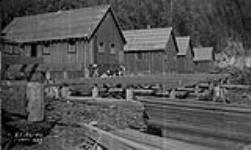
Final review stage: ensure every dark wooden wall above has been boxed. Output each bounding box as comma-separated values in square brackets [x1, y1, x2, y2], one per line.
[124, 34, 179, 75]
[194, 61, 215, 73]
[21, 40, 89, 71]
[125, 51, 165, 75]
[164, 33, 178, 73]
[92, 12, 124, 65]
[177, 46, 194, 73]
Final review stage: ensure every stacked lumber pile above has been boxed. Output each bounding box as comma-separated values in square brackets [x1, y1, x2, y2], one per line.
[139, 97, 251, 150]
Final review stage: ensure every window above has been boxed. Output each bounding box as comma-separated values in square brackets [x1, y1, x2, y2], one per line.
[68, 40, 76, 53]
[110, 43, 116, 54]
[137, 53, 143, 60]
[43, 43, 50, 55]
[31, 44, 37, 57]
[5, 45, 13, 55]
[13, 46, 20, 55]
[98, 42, 105, 52]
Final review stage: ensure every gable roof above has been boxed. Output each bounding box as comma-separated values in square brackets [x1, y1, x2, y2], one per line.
[193, 47, 214, 62]
[176, 36, 193, 56]
[123, 27, 174, 52]
[2, 5, 126, 43]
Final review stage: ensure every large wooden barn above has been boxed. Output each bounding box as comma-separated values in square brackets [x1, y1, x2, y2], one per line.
[193, 47, 215, 72]
[123, 28, 179, 75]
[176, 36, 194, 73]
[1, 5, 126, 79]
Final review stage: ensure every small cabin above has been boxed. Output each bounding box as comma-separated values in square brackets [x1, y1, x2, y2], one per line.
[193, 47, 215, 72]
[176, 36, 194, 73]
[123, 27, 178, 75]
[1, 5, 126, 79]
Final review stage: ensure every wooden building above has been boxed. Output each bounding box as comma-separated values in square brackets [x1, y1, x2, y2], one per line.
[123, 28, 179, 75]
[1, 5, 126, 79]
[176, 36, 194, 73]
[193, 47, 215, 72]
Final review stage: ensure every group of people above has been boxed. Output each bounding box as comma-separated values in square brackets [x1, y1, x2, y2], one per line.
[90, 64, 125, 78]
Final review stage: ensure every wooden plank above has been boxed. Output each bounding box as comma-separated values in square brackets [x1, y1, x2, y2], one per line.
[139, 97, 251, 147]
[113, 129, 213, 150]
[45, 73, 227, 89]
[199, 83, 251, 89]
[176, 87, 195, 92]
[78, 123, 159, 150]
[139, 97, 251, 112]
[3, 56, 43, 65]
[159, 123, 245, 150]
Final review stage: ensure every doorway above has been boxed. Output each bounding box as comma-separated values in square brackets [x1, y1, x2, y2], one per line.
[31, 44, 37, 57]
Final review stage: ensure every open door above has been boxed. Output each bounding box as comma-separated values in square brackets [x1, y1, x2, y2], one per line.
[31, 44, 37, 57]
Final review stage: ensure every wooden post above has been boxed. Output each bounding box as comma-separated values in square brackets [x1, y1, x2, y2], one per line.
[194, 84, 200, 95]
[26, 82, 44, 122]
[0, 50, 2, 80]
[213, 84, 220, 102]
[63, 71, 68, 79]
[92, 84, 99, 99]
[54, 86, 60, 99]
[61, 85, 70, 99]
[169, 89, 176, 99]
[84, 68, 90, 78]
[45, 71, 51, 81]
[126, 88, 133, 101]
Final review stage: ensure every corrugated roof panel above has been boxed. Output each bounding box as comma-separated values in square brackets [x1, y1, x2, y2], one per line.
[123, 27, 172, 51]
[193, 47, 214, 61]
[2, 5, 110, 43]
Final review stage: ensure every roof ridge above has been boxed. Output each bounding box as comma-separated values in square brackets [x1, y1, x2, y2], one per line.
[14, 4, 110, 20]
[123, 27, 173, 32]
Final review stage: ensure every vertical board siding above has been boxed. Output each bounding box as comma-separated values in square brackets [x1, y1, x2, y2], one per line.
[2, 9, 125, 79]
[194, 61, 214, 73]
[165, 35, 177, 73]
[125, 51, 165, 75]
[94, 12, 124, 65]
[24, 45, 31, 57]
[186, 46, 194, 72]
[37, 45, 43, 57]
[177, 56, 185, 73]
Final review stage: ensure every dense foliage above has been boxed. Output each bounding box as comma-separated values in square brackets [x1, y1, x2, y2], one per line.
[1, 0, 251, 51]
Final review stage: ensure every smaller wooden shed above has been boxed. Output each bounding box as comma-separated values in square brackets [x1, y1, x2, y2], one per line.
[123, 27, 179, 75]
[176, 36, 194, 73]
[193, 47, 215, 72]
